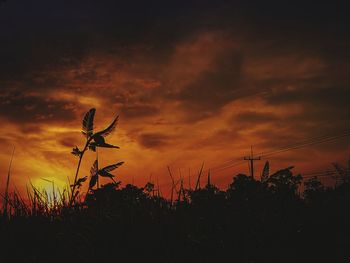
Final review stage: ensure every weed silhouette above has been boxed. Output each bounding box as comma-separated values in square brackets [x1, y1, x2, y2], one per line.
[69, 108, 122, 206]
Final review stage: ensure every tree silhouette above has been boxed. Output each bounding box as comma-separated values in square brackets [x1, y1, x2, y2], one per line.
[268, 166, 302, 196]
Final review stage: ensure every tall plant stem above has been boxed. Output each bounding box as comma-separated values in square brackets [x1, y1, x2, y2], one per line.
[69, 138, 92, 207]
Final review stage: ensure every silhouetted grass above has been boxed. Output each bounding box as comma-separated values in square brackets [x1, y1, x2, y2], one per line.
[1, 163, 350, 263]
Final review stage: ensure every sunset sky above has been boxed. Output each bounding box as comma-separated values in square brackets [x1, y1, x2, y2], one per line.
[0, 1, 349, 195]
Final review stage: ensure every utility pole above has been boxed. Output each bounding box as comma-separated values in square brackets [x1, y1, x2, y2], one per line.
[244, 146, 261, 179]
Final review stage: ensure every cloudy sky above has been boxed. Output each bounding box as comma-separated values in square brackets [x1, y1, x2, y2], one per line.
[0, 1, 349, 194]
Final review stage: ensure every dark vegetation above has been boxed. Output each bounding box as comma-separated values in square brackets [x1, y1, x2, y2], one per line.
[1, 109, 350, 263]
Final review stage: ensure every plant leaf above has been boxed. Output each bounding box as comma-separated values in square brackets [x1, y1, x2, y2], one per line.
[75, 176, 88, 188]
[332, 163, 347, 178]
[89, 175, 98, 188]
[102, 162, 124, 173]
[95, 116, 119, 138]
[82, 108, 96, 138]
[99, 143, 119, 149]
[71, 146, 82, 157]
[98, 169, 114, 178]
[88, 144, 96, 152]
[93, 134, 106, 144]
[88, 160, 99, 188]
[90, 141, 119, 149]
[270, 166, 294, 178]
[90, 160, 98, 177]
[77, 176, 87, 184]
[261, 161, 269, 183]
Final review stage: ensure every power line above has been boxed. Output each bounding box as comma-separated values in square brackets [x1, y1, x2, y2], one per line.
[302, 168, 349, 178]
[158, 130, 350, 190]
[261, 132, 350, 158]
[260, 132, 350, 157]
[302, 171, 338, 178]
[206, 131, 350, 174]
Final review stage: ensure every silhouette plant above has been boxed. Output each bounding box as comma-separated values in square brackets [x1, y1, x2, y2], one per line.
[69, 108, 121, 206]
[85, 159, 124, 201]
[332, 157, 350, 183]
[261, 161, 270, 183]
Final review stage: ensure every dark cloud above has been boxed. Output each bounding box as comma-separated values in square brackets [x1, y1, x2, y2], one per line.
[0, 1, 349, 139]
[1, 0, 348, 82]
[253, 128, 303, 149]
[138, 133, 170, 149]
[265, 85, 350, 108]
[0, 1, 196, 81]
[264, 85, 350, 131]
[187, 127, 241, 151]
[234, 111, 279, 124]
[0, 1, 348, 127]
[19, 124, 44, 135]
[59, 136, 79, 148]
[254, 127, 350, 154]
[120, 104, 159, 119]
[0, 91, 77, 124]
[173, 48, 243, 120]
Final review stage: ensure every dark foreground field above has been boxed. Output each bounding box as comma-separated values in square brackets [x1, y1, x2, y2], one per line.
[1, 167, 350, 263]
